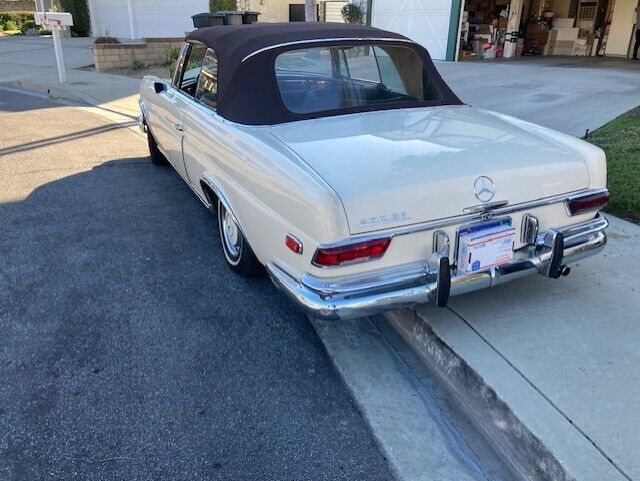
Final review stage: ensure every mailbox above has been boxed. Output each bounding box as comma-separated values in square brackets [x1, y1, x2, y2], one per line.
[34, 12, 74, 28]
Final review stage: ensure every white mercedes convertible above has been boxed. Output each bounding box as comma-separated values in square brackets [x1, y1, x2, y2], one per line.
[138, 23, 609, 320]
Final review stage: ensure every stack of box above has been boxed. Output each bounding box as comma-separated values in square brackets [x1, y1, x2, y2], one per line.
[551, 21, 579, 56]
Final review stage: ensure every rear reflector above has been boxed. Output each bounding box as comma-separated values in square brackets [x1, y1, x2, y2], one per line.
[312, 238, 391, 267]
[566, 190, 610, 216]
[286, 234, 303, 254]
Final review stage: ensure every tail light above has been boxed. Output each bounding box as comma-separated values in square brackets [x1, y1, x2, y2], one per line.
[312, 238, 391, 267]
[566, 190, 609, 216]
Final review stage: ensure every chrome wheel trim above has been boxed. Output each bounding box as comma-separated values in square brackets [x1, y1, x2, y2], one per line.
[218, 202, 242, 265]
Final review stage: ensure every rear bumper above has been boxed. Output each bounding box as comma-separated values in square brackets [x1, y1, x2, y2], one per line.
[267, 214, 608, 320]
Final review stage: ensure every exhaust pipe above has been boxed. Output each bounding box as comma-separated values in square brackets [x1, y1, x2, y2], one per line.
[560, 265, 571, 277]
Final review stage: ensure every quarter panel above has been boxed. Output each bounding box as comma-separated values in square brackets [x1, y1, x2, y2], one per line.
[181, 102, 349, 276]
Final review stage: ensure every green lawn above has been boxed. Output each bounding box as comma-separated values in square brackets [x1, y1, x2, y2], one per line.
[589, 106, 640, 223]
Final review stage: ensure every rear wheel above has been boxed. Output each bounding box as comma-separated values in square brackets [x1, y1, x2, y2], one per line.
[216, 199, 262, 277]
[147, 128, 167, 165]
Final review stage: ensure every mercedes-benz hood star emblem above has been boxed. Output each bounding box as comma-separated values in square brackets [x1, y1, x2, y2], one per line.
[474, 176, 496, 202]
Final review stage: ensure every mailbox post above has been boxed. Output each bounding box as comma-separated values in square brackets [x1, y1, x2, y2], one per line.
[34, 12, 73, 83]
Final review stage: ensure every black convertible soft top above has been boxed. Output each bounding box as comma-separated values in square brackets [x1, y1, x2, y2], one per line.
[185, 23, 462, 125]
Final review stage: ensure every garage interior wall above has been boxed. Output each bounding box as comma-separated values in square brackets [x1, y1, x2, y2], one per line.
[89, 0, 208, 38]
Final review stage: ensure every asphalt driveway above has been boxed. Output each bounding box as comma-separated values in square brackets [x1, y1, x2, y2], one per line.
[0, 90, 393, 481]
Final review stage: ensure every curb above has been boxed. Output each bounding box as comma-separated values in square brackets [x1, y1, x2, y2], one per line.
[382, 308, 575, 481]
[2, 80, 143, 137]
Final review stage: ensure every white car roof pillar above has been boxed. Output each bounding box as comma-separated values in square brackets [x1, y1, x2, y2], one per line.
[126, 0, 138, 40]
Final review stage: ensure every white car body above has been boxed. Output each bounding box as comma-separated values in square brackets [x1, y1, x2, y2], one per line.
[139, 25, 608, 319]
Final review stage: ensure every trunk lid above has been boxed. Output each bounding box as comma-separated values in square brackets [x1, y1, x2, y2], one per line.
[270, 106, 589, 234]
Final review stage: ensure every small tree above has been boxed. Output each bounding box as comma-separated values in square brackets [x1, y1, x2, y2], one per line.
[341, 1, 364, 24]
[59, 0, 91, 36]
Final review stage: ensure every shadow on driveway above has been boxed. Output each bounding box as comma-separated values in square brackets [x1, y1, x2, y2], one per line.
[0, 138, 392, 480]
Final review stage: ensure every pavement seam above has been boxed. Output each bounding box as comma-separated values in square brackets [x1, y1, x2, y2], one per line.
[447, 306, 634, 481]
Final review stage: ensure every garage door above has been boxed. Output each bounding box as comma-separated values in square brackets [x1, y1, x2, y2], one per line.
[91, 0, 130, 38]
[134, 0, 208, 38]
[372, 0, 454, 60]
[91, 0, 208, 38]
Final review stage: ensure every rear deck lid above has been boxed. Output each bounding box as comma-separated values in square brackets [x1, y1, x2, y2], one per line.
[271, 106, 590, 234]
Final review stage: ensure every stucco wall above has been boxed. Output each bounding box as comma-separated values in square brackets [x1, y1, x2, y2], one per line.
[605, 0, 637, 57]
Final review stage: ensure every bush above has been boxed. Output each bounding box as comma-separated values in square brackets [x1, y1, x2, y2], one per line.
[59, 0, 91, 36]
[165, 46, 180, 77]
[20, 20, 37, 34]
[94, 36, 120, 44]
[3, 19, 17, 31]
[341, 2, 364, 24]
[209, 0, 237, 12]
[131, 58, 145, 70]
[0, 12, 34, 32]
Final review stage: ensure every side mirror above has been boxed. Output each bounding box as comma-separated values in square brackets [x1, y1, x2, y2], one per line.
[154, 82, 167, 94]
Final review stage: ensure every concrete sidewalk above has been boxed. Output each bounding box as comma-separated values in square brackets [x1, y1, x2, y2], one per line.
[0, 36, 141, 120]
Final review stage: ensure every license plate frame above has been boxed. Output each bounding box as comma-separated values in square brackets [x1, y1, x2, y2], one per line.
[455, 217, 515, 274]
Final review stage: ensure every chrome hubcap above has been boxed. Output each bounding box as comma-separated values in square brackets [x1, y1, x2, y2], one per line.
[222, 208, 241, 258]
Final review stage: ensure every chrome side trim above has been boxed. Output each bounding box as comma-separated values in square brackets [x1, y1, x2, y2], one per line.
[318, 188, 609, 249]
[200, 173, 237, 223]
[242, 37, 415, 62]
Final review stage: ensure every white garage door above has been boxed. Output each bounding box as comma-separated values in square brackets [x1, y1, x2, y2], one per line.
[91, 0, 208, 38]
[91, 0, 130, 38]
[323, 1, 348, 22]
[372, 0, 454, 60]
[135, 0, 209, 38]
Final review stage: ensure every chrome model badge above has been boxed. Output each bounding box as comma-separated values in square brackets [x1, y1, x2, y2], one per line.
[474, 176, 496, 202]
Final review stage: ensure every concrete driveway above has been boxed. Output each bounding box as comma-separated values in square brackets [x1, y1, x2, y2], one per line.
[437, 56, 640, 137]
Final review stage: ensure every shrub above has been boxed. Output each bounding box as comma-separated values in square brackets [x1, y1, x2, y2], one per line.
[20, 20, 37, 34]
[209, 0, 237, 12]
[59, 0, 91, 36]
[131, 58, 145, 70]
[3, 20, 18, 31]
[341, 2, 364, 24]
[0, 12, 35, 32]
[165, 46, 180, 77]
[94, 36, 120, 44]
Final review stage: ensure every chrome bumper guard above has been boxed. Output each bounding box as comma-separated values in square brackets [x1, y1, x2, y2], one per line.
[267, 214, 608, 320]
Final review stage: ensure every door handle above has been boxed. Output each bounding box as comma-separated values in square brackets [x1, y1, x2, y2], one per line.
[174, 123, 183, 132]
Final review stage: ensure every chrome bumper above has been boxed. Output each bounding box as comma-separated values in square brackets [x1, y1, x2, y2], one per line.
[267, 214, 608, 320]
[138, 113, 147, 134]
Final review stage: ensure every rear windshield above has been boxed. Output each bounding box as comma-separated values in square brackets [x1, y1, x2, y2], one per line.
[274, 44, 442, 115]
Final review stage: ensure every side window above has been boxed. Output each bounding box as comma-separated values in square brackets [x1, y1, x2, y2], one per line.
[177, 44, 207, 97]
[195, 49, 218, 110]
[372, 47, 408, 95]
[344, 47, 381, 83]
[171, 42, 190, 87]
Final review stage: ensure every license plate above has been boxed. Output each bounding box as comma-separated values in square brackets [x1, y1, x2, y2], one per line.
[457, 219, 515, 274]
